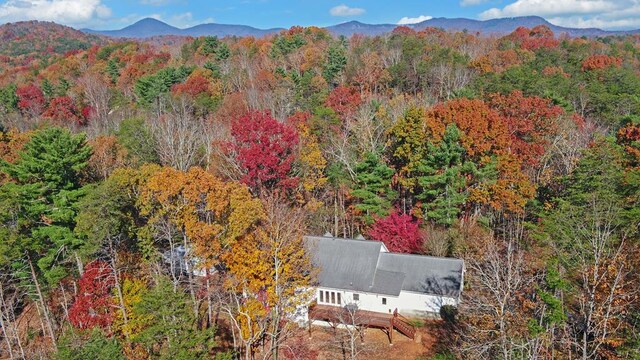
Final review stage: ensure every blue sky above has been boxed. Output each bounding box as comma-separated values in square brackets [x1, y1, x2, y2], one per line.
[0, 0, 639, 30]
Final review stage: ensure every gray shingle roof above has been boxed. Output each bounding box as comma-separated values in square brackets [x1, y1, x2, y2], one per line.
[304, 235, 464, 298]
[305, 236, 382, 293]
[377, 253, 463, 297]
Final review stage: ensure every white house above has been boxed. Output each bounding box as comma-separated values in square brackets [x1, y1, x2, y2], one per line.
[303, 235, 464, 318]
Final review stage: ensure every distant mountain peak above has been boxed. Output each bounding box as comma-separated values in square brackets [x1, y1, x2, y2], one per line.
[82, 16, 639, 39]
[137, 17, 166, 24]
[341, 20, 366, 26]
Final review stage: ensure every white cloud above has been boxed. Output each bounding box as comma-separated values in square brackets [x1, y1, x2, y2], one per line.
[330, 4, 365, 17]
[140, 0, 181, 6]
[480, 0, 619, 19]
[168, 12, 215, 28]
[548, 15, 640, 29]
[479, 0, 640, 30]
[397, 15, 433, 25]
[0, 0, 112, 27]
[460, 0, 488, 6]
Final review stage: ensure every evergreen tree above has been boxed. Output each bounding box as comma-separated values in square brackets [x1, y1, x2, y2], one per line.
[215, 42, 231, 61]
[202, 36, 220, 55]
[416, 124, 479, 226]
[0, 83, 18, 112]
[106, 58, 120, 85]
[56, 328, 125, 360]
[0, 127, 92, 345]
[323, 45, 347, 85]
[116, 117, 159, 165]
[0, 127, 92, 284]
[351, 152, 397, 224]
[135, 66, 194, 106]
[56, 78, 70, 97]
[132, 277, 215, 359]
[41, 79, 54, 100]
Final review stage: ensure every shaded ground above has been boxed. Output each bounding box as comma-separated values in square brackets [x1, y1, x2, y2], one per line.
[280, 319, 446, 360]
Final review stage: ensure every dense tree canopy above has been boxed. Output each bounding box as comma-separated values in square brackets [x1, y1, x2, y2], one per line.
[0, 22, 639, 360]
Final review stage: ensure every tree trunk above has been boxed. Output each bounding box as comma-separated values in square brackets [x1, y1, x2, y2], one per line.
[270, 306, 280, 360]
[582, 330, 588, 360]
[110, 243, 129, 339]
[183, 231, 199, 320]
[59, 284, 70, 323]
[0, 283, 14, 359]
[74, 252, 84, 275]
[334, 194, 338, 237]
[206, 276, 213, 328]
[28, 257, 56, 347]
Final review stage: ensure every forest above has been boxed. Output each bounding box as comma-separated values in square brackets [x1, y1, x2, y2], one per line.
[0, 21, 639, 360]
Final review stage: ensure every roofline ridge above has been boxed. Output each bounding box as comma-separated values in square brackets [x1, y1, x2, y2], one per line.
[379, 251, 464, 262]
[304, 235, 385, 245]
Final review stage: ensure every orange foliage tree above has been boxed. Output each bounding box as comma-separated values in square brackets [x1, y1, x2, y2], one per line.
[581, 55, 623, 71]
[139, 166, 263, 268]
[489, 90, 563, 167]
[87, 135, 129, 181]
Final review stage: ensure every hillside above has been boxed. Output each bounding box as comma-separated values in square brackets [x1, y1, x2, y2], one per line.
[84, 17, 283, 39]
[0, 21, 104, 58]
[85, 16, 640, 39]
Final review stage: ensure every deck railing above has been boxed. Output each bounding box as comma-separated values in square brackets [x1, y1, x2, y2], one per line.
[308, 304, 416, 342]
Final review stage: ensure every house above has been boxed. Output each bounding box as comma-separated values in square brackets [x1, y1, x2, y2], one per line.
[303, 235, 464, 318]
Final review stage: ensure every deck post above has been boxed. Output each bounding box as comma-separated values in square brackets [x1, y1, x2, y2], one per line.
[308, 319, 312, 338]
[389, 319, 394, 345]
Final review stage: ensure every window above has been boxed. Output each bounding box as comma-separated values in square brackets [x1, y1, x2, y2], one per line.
[325, 291, 329, 303]
[353, 293, 359, 301]
[382, 298, 387, 305]
[331, 292, 335, 304]
[319, 291, 324, 303]
[337, 293, 341, 305]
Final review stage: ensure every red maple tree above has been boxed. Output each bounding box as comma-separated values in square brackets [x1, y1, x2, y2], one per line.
[489, 91, 563, 167]
[43, 96, 84, 125]
[16, 84, 46, 116]
[172, 74, 210, 97]
[367, 210, 424, 253]
[230, 110, 299, 193]
[68, 261, 115, 330]
[326, 86, 362, 119]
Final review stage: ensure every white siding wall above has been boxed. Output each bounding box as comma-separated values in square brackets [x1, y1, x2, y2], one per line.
[315, 287, 396, 314]
[313, 287, 456, 316]
[395, 291, 458, 315]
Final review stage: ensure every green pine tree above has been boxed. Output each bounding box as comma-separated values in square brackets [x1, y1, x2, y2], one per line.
[0, 83, 18, 112]
[106, 58, 120, 85]
[0, 127, 92, 285]
[132, 277, 215, 359]
[215, 43, 231, 61]
[323, 45, 347, 85]
[416, 124, 479, 226]
[56, 328, 125, 360]
[56, 78, 70, 97]
[202, 36, 220, 55]
[41, 79, 54, 100]
[351, 152, 397, 224]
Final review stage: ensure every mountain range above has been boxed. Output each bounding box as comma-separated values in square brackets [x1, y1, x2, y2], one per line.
[83, 16, 640, 39]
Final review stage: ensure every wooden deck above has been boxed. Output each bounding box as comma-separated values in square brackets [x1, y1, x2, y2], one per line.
[308, 304, 416, 344]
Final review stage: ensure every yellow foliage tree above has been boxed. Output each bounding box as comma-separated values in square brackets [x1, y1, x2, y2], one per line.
[224, 196, 314, 360]
[112, 277, 149, 339]
[139, 166, 263, 268]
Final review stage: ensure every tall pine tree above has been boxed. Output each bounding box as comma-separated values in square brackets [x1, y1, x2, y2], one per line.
[416, 124, 479, 226]
[351, 152, 397, 225]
